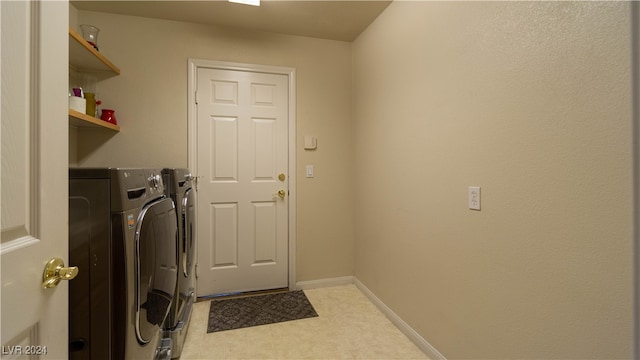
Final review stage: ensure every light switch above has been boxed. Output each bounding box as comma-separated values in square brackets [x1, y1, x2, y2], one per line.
[469, 186, 481, 211]
[304, 136, 317, 150]
[306, 165, 314, 178]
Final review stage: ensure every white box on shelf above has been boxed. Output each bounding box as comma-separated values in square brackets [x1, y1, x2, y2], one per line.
[69, 96, 86, 113]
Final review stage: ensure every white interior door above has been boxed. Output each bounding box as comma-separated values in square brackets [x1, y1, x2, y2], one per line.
[196, 67, 289, 296]
[1, 1, 69, 357]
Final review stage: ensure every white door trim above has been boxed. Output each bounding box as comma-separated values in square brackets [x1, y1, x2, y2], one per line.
[187, 58, 297, 291]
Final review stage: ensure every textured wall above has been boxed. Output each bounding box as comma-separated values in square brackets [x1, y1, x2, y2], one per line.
[353, 2, 634, 358]
[72, 10, 354, 283]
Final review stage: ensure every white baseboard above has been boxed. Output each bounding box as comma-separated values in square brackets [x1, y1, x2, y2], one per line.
[295, 276, 355, 290]
[353, 278, 447, 360]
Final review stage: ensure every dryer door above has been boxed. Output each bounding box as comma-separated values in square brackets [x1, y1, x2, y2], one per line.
[134, 197, 178, 344]
[182, 187, 196, 278]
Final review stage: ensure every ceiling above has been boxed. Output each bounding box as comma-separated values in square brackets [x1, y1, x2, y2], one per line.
[70, 0, 393, 42]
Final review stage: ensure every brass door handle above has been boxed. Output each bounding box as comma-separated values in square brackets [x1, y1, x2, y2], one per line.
[42, 257, 79, 289]
[273, 189, 286, 199]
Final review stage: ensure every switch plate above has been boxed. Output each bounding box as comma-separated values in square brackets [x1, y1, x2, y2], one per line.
[469, 186, 481, 211]
[306, 165, 314, 178]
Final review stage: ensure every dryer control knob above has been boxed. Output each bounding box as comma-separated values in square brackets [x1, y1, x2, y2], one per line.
[148, 174, 161, 189]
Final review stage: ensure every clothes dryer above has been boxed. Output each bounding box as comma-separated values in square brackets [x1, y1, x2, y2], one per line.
[161, 168, 196, 358]
[69, 168, 178, 359]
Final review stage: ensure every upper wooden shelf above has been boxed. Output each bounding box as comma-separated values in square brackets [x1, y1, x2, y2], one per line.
[69, 27, 120, 77]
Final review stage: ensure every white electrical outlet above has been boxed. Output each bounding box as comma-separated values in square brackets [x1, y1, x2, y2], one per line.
[469, 186, 481, 211]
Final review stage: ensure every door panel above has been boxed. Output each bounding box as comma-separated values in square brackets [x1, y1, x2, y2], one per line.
[253, 202, 277, 264]
[210, 202, 238, 268]
[253, 118, 277, 179]
[197, 68, 289, 296]
[211, 116, 238, 181]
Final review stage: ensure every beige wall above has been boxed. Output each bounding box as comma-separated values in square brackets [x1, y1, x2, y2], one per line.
[353, 1, 634, 359]
[71, 10, 354, 282]
[70, 3, 636, 357]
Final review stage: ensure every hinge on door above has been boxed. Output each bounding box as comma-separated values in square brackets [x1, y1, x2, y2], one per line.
[195, 91, 198, 105]
[195, 263, 198, 279]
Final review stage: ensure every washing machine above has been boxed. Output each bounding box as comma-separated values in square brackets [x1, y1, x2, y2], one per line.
[161, 168, 196, 358]
[69, 168, 178, 359]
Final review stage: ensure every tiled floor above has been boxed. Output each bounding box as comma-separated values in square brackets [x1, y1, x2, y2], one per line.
[180, 284, 429, 359]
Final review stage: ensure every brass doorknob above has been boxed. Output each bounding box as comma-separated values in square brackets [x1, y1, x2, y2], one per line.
[273, 189, 286, 199]
[42, 257, 79, 289]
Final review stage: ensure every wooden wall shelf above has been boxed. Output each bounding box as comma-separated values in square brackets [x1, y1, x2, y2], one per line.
[69, 109, 120, 132]
[69, 28, 121, 132]
[69, 28, 120, 77]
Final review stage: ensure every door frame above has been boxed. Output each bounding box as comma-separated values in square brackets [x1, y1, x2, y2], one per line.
[632, 2, 640, 358]
[187, 59, 297, 292]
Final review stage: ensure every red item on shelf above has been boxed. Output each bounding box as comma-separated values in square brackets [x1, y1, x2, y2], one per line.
[100, 109, 117, 125]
